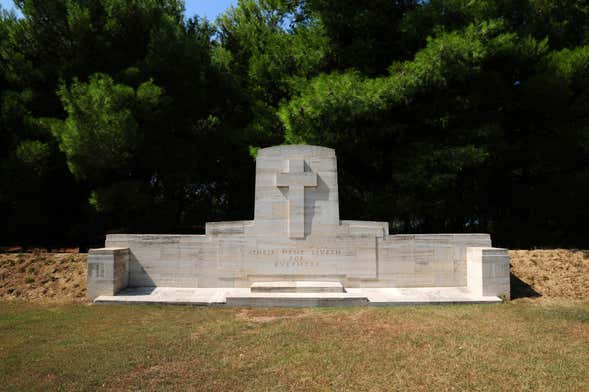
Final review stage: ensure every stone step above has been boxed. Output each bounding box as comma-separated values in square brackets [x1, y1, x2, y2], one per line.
[250, 281, 344, 293]
[226, 292, 368, 307]
[93, 287, 502, 307]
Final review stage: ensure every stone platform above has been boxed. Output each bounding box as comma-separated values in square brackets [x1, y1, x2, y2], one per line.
[94, 286, 502, 307]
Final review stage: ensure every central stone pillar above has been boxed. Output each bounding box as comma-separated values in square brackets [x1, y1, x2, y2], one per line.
[252, 145, 340, 239]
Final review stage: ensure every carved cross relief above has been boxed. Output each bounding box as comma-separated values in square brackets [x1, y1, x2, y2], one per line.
[275, 159, 317, 238]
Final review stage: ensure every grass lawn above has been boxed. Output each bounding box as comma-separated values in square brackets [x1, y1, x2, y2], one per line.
[0, 302, 588, 391]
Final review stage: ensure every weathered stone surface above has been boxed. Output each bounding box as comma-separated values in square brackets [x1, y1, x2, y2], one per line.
[88, 144, 510, 304]
[467, 247, 510, 299]
[87, 248, 129, 300]
[101, 232, 493, 290]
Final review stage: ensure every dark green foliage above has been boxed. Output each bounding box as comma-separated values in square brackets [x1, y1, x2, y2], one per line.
[0, 0, 588, 248]
[281, 17, 589, 246]
[309, 0, 419, 74]
[217, 0, 329, 144]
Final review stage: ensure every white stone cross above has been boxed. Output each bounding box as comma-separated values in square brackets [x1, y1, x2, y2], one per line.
[275, 159, 317, 238]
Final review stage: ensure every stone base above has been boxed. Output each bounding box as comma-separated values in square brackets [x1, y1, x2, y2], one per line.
[93, 286, 503, 307]
[250, 281, 344, 293]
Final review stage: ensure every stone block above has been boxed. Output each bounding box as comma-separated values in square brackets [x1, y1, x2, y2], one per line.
[467, 247, 510, 299]
[87, 247, 129, 300]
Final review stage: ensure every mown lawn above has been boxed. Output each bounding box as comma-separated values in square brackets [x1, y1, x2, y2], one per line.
[0, 302, 588, 391]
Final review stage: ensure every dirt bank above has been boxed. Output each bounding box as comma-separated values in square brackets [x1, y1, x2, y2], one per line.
[0, 253, 86, 303]
[510, 249, 589, 301]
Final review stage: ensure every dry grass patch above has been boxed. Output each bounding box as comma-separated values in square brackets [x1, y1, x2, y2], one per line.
[235, 308, 314, 323]
[2, 302, 587, 391]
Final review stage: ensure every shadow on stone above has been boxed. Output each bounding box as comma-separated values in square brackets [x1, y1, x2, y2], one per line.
[118, 287, 156, 296]
[510, 272, 541, 299]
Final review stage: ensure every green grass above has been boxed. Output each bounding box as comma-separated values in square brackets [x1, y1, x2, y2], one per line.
[1, 302, 588, 391]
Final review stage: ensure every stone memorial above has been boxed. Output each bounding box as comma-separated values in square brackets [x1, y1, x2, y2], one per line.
[88, 145, 510, 306]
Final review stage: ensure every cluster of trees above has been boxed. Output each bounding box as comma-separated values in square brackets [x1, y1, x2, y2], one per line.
[1, 0, 588, 249]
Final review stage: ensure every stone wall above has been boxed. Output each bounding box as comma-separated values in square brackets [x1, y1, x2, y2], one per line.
[104, 233, 492, 289]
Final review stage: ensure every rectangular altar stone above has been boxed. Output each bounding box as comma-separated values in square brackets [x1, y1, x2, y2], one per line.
[251, 281, 344, 293]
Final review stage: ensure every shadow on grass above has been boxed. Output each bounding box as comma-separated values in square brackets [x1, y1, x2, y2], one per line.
[510, 272, 541, 299]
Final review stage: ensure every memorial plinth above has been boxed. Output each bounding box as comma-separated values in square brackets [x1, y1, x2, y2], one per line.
[88, 145, 510, 306]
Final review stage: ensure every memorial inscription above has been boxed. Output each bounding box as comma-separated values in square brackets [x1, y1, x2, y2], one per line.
[249, 248, 343, 256]
[247, 246, 355, 269]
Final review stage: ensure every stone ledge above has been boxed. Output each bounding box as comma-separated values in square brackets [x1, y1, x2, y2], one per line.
[251, 281, 344, 293]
